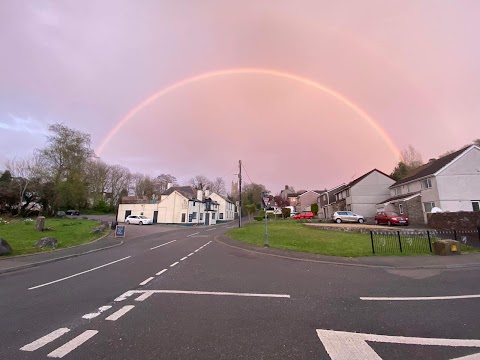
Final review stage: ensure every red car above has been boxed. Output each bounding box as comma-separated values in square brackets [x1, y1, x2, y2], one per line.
[374, 211, 409, 226]
[293, 211, 315, 220]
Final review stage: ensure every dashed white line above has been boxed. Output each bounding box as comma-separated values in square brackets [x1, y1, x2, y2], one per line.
[20, 328, 71, 352]
[105, 305, 135, 321]
[139, 277, 154, 286]
[28, 256, 131, 290]
[170, 261, 179, 267]
[180, 256, 188, 261]
[135, 291, 154, 301]
[187, 232, 200, 237]
[360, 294, 480, 301]
[187, 253, 194, 257]
[82, 306, 112, 320]
[194, 249, 199, 252]
[47, 330, 98, 358]
[149, 239, 176, 250]
[156, 269, 168, 276]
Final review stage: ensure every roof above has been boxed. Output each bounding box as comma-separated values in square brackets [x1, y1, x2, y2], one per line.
[377, 192, 421, 205]
[334, 169, 394, 195]
[209, 192, 234, 204]
[298, 190, 322, 197]
[162, 186, 197, 199]
[392, 146, 473, 187]
[288, 191, 307, 197]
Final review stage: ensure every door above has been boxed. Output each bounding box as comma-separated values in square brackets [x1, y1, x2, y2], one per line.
[125, 210, 131, 221]
[205, 213, 210, 226]
[153, 211, 158, 223]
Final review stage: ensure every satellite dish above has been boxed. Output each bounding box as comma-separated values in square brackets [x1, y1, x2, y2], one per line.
[431, 207, 443, 213]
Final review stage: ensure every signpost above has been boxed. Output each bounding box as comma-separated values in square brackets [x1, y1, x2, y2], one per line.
[262, 195, 270, 247]
[115, 225, 126, 238]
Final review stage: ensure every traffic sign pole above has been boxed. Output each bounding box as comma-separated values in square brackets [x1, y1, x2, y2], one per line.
[262, 194, 269, 247]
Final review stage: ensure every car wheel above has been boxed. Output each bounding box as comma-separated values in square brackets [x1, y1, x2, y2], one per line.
[358, 218, 364, 224]
[335, 218, 342, 224]
[387, 221, 391, 226]
[126, 220, 130, 224]
[139, 221, 143, 225]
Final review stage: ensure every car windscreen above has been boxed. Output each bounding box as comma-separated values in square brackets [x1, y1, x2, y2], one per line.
[385, 212, 399, 216]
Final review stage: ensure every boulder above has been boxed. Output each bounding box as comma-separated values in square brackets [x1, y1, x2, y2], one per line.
[36, 237, 58, 249]
[433, 239, 461, 256]
[101, 221, 109, 227]
[82, 216, 88, 220]
[91, 228, 102, 234]
[35, 216, 45, 232]
[0, 238, 13, 255]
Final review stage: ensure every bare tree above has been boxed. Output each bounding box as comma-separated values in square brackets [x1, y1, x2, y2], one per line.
[155, 174, 178, 193]
[400, 145, 424, 169]
[5, 155, 38, 211]
[108, 165, 131, 206]
[87, 159, 111, 205]
[188, 175, 211, 190]
[209, 177, 226, 196]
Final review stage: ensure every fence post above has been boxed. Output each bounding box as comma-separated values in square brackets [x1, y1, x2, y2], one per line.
[427, 230, 432, 252]
[397, 231, 402, 253]
[370, 231, 375, 254]
[453, 230, 457, 240]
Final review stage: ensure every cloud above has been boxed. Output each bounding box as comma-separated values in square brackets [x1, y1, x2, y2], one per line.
[0, 114, 48, 135]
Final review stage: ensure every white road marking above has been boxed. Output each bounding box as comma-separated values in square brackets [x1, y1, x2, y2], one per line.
[28, 256, 131, 290]
[156, 269, 168, 275]
[47, 330, 98, 358]
[139, 277, 154, 286]
[194, 249, 199, 252]
[125, 289, 290, 299]
[316, 329, 480, 360]
[82, 306, 112, 320]
[149, 239, 176, 250]
[180, 256, 188, 261]
[452, 354, 480, 360]
[187, 232, 200, 237]
[114, 290, 134, 302]
[187, 253, 194, 257]
[105, 305, 135, 321]
[206, 228, 216, 231]
[20, 328, 70, 352]
[135, 291, 155, 301]
[361, 294, 480, 301]
[170, 261, 179, 267]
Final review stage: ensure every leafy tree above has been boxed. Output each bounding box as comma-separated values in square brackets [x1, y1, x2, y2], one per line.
[310, 203, 319, 215]
[245, 204, 257, 221]
[390, 145, 424, 181]
[281, 208, 291, 218]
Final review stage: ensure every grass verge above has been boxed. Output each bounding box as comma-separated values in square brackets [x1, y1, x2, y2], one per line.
[227, 220, 373, 257]
[0, 218, 108, 256]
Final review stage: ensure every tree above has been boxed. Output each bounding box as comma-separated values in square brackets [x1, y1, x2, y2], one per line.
[209, 177, 226, 196]
[188, 175, 211, 190]
[473, 139, 480, 147]
[86, 159, 111, 206]
[245, 204, 257, 221]
[390, 145, 424, 181]
[155, 174, 178, 193]
[390, 162, 410, 182]
[274, 195, 290, 208]
[311, 203, 319, 215]
[131, 173, 155, 199]
[242, 183, 268, 213]
[108, 164, 131, 207]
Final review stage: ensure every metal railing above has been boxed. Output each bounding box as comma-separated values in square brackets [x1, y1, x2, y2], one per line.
[370, 229, 480, 255]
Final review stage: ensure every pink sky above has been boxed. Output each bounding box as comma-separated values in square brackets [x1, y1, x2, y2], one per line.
[1, 1, 479, 193]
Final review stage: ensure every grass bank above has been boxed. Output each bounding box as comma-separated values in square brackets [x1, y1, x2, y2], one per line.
[0, 218, 108, 256]
[227, 219, 372, 257]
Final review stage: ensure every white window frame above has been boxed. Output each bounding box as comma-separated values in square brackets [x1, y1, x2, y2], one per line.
[394, 187, 401, 196]
[421, 178, 432, 189]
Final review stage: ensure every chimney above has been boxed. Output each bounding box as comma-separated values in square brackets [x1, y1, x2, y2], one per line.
[167, 182, 173, 189]
[205, 189, 211, 197]
[197, 189, 204, 201]
[285, 185, 288, 190]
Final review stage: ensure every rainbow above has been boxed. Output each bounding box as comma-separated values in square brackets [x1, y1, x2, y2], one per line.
[96, 68, 400, 158]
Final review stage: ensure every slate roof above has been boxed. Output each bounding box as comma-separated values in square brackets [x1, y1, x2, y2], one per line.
[392, 146, 473, 187]
[162, 186, 197, 199]
[377, 192, 421, 204]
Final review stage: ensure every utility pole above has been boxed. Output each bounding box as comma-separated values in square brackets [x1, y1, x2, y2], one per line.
[238, 160, 242, 228]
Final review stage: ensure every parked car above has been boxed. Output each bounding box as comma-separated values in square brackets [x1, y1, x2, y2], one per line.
[66, 209, 80, 216]
[290, 211, 299, 218]
[293, 211, 315, 220]
[331, 211, 365, 223]
[56, 210, 66, 218]
[374, 211, 409, 226]
[125, 215, 153, 225]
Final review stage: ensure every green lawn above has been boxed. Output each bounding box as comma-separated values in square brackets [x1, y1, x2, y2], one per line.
[227, 220, 373, 257]
[0, 218, 108, 256]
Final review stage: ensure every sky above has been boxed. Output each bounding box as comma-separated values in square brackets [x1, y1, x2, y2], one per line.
[1, 0, 479, 194]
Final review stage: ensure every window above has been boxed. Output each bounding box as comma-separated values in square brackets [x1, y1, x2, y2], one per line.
[323, 195, 327, 201]
[200, 213, 203, 221]
[399, 203, 404, 214]
[192, 212, 197, 219]
[423, 202, 435, 213]
[220, 213, 224, 219]
[421, 178, 432, 189]
[212, 213, 216, 219]
[181, 213, 186, 222]
[473, 201, 480, 212]
[346, 189, 350, 197]
[394, 187, 401, 196]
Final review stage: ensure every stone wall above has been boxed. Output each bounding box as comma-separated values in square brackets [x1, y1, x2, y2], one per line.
[428, 211, 480, 230]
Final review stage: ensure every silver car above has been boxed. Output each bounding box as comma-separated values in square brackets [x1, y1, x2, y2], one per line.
[125, 215, 153, 225]
[331, 211, 365, 224]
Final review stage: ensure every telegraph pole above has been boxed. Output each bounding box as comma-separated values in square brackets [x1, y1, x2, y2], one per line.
[238, 160, 242, 228]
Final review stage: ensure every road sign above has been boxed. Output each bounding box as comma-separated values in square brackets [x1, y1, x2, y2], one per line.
[262, 196, 270, 208]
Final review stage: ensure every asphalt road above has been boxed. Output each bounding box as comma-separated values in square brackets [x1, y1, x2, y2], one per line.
[2, 222, 480, 359]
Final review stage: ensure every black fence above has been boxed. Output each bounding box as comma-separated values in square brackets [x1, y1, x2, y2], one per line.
[370, 229, 480, 255]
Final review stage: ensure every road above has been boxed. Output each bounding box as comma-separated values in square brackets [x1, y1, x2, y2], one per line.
[1, 222, 480, 359]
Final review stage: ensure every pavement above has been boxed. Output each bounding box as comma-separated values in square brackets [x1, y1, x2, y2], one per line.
[1, 221, 480, 359]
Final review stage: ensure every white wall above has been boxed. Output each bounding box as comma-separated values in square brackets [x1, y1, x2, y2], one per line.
[349, 171, 395, 217]
[208, 193, 235, 221]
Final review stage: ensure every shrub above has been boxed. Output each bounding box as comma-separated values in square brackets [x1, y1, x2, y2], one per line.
[282, 208, 291, 218]
[310, 203, 319, 216]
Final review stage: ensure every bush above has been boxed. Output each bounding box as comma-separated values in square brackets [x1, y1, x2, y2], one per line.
[92, 199, 114, 214]
[311, 203, 319, 216]
[282, 208, 291, 218]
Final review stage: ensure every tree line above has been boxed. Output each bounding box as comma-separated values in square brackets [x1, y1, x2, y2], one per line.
[0, 123, 243, 216]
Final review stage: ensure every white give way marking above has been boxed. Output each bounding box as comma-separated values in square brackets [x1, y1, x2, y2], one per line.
[361, 294, 480, 301]
[317, 329, 480, 360]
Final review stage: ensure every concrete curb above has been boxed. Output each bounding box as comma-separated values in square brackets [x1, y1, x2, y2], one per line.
[0, 233, 124, 275]
[214, 235, 480, 270]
